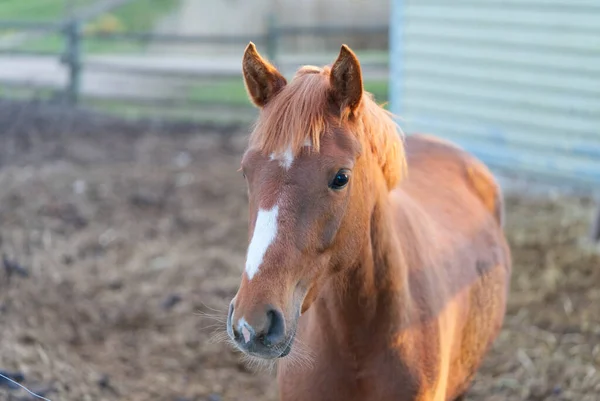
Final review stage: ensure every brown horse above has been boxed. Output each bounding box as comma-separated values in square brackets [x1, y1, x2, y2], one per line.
[226, 42, 512, 401]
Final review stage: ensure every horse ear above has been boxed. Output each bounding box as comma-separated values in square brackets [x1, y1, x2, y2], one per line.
[330, 44, 363, 116]
[242, 42, 287, 108]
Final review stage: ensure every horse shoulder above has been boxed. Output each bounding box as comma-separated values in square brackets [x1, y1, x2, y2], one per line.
[397, 134, 511, 399]
[463, 156, 505, 228]
[403, 133, 504, 228]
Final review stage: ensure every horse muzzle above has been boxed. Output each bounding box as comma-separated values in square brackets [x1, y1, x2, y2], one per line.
[227, 301, 296, 359]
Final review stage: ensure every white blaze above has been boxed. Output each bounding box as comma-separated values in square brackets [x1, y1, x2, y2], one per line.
[281, 148, 294, 169]
[245, 205, 279, 280]
[269, 145, 294, 170]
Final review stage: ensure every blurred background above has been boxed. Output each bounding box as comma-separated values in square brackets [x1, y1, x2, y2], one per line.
[0, 0, 389, 122]
[0, 1, 598, 400]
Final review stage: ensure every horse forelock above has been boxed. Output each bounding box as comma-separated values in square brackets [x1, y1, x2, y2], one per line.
[248, 65, 407, 189]
[249, 69, 330, 157]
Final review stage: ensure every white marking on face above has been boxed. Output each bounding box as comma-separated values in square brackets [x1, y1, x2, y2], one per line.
[241, 326, 251, 343]
[245, 205, 279, 280]
[303, 139, 312, 147]
[269, 146, 294, 170]
[238, 317, 252, 343]
[281, 148, 294, 169]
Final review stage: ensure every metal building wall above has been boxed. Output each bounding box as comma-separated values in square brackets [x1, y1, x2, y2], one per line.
[389, 0, 600, 187]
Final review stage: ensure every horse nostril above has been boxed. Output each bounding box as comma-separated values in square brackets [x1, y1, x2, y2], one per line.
[263, 308, 285, 346]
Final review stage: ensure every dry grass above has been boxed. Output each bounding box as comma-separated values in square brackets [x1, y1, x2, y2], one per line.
[0, 102, 598, 400]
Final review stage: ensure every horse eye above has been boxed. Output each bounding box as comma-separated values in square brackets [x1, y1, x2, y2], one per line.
[330, 170, 350, 190]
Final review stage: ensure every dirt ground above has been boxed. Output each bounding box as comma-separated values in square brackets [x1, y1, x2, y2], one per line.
[0, 101, 599, 401]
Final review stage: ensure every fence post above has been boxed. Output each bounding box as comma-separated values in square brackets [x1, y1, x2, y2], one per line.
[266, 13, 278, 63]
[63, 19, 82, 105]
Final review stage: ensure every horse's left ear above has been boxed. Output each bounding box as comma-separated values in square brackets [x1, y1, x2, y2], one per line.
[330, 44, 363, 116]
[242, 42, 287, 108]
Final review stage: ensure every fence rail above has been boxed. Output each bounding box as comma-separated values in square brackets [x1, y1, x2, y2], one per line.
[278, 25, 388, 36]
[0, 0, 390, 124]
[0, 10, 390, 116]
[0, 21, 63, 30]
[88, 31, 269, 45]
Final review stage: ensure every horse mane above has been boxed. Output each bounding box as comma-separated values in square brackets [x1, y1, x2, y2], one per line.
[249, 65, 407, 189]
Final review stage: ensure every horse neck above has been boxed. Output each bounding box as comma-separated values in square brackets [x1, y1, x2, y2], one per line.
[325, 186, 415, 345]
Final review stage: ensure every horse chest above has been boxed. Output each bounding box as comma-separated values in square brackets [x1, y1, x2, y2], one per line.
[277, 342, 426, 401]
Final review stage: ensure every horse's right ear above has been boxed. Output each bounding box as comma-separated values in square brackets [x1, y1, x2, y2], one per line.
[242, 42, 287, 108]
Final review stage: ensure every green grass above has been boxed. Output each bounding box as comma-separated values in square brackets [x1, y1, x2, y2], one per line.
[72, 77, 389, 125]
[104, 0, 177, 32]
[187, 78, 390, 108]
[0, 83, 56, 101]
[81, 97, 259, 125]
[0, 0, 95, 21]
[2, 0, 180, 54]
[347, 50, 389, 65]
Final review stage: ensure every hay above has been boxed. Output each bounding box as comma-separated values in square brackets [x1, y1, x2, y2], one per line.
[0, 103, 598, 400]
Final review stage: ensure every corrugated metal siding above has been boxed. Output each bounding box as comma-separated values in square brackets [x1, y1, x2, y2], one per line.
[389, 0, 600, 187]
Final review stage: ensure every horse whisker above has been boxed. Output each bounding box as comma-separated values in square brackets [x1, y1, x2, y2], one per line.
[197, 301, 227, 314]
[207, 330, 232, 345]
[195, 310, 228, 322]
[199, 323, 227, 333]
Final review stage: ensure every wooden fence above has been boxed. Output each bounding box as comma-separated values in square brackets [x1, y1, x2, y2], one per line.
[0, 1, 389, 121]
